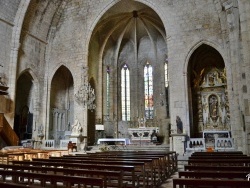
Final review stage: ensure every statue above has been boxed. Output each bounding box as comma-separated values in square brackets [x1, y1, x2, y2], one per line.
[71, 117, 82, 135]
[209, 95, 218, 122]
[138, 117, 146, 128]
[176, 116, 183, 134]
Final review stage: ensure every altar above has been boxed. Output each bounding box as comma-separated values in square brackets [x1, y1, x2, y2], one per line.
[128, 127, 159, 142]
[97, 138, 130, 145]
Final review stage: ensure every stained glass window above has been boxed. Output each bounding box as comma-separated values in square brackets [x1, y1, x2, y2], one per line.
[144, 62, 154, 119]
[165, 62, 170, 117]
[121, 64, 130, 121]
[106, 66, 110, 115]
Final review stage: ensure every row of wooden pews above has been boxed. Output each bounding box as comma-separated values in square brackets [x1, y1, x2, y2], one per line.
[0, 147, 69, 164]
[0, 149, 177, 188]
[173, 151, 250, 188]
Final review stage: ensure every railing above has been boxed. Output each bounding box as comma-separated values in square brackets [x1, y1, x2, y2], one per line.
[186, 138, 206, 151]
[42, 140, 55, 149]
[0, 113, 19, 146]
[186, 137, 235, 152]
[215, 138, 234, 150]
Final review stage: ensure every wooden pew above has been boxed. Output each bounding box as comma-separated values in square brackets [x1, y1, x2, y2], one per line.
[0, 163, 124, 188]
[189, 155, 248, 159]
[188, 158, 250, 166]
[73, 153, 169, 183]
[59, 155, 158, 187]
[178, 170, 247, 179]
[32, 158, 146, 187]
[175, 151, 250, 188]
[0, 169, 104, 188]
[191, 151, 243, 156]
[184, 165, 250, 172]
[76, 154, 165, 184]
[0, 181, 38, 188]
[12, 160, 139, 188]
[173, 178, 250, 188]
[85, 150, 177, 177]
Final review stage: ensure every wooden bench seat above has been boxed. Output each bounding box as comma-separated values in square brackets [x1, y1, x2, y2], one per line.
[12, 160, 139, 188]
[0, 169, 104, 188]
[178, 170, 247, 179]
[184, 164, 250, 171]
[84, 150, 177, 177]
[191, 151, 243, 156]
[188, 158, 250, 166]
[189, 155, 248, 159]
[0, 181, 39, 188]
[0, 163, 124, 188]
[58, 155, 158, 187]
[32, 158, 146, 187]
[65, 153, 168, 186]
[175, 151, 250, 188]
[173, 178, 250, 188]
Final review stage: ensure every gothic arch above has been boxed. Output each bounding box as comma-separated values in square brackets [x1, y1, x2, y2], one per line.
[185, 43, 229, 137]
[9, 0, 31, 113]
[14, 70, 37, 141]
[184, 40, 226, 73]
[48, 65, 74, 144]
[86, 0, 170, 54]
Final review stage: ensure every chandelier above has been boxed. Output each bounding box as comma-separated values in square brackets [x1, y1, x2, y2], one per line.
[75, 67, 96, 111]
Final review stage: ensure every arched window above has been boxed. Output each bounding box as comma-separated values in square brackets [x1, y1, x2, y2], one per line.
[165, 61, 169, 88]
[106, 66, 110, 116]
[165, 61, 170, 117]
[121, 64, 130, 121]
[144, 62, 154, 119]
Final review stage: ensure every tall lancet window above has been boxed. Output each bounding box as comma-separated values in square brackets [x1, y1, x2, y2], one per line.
[121, 64, 130, 121]
[106, 66, 110, 116]
[165, 61, 170, 117]
[144, 62, 154, 119]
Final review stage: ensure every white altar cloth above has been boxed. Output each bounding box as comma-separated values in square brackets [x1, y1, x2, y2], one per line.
[97, 138, 130, 145]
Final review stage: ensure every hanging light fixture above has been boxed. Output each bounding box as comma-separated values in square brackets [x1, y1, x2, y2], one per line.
[75, 67, 96, 111]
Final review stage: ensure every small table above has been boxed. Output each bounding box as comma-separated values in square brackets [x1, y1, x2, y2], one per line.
[97, 138, 130, 145]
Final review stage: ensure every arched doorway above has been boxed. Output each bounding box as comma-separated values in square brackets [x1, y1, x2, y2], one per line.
[49, 66, 74, 147]
[14, 72, 35, 141]
[188, 44, 229, 138]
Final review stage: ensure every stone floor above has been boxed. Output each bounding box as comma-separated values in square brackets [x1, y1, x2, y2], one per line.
[159, 172, 178, 188]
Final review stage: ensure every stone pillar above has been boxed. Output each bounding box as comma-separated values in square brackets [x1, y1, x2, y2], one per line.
[170, 133, 187, 155]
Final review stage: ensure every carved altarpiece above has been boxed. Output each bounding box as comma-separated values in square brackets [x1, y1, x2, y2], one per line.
[194, 68, 230, 132]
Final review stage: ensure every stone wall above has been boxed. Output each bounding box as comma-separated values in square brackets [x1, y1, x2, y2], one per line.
[0, 0, 250, 153]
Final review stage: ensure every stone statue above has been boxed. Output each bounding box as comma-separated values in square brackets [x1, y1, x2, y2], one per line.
[138, 117, 146, 128]
[176, 116, 183, 134]
[71, 117, 82, 135]
[209, 95, 218, 122]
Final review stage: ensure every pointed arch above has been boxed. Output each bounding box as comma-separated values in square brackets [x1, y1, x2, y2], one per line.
[49, 65, 74, 144]
[14, 69, 37, 140]
[185, 42, 228, 137]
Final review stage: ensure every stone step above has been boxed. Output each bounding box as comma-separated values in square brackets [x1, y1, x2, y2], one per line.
[86, 144, 170, 152]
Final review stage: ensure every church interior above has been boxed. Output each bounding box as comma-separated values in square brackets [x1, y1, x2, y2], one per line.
[0, 0, 250, 187]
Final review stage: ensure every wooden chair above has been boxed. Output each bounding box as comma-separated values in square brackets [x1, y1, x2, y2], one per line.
[67, 141, 77, 152]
